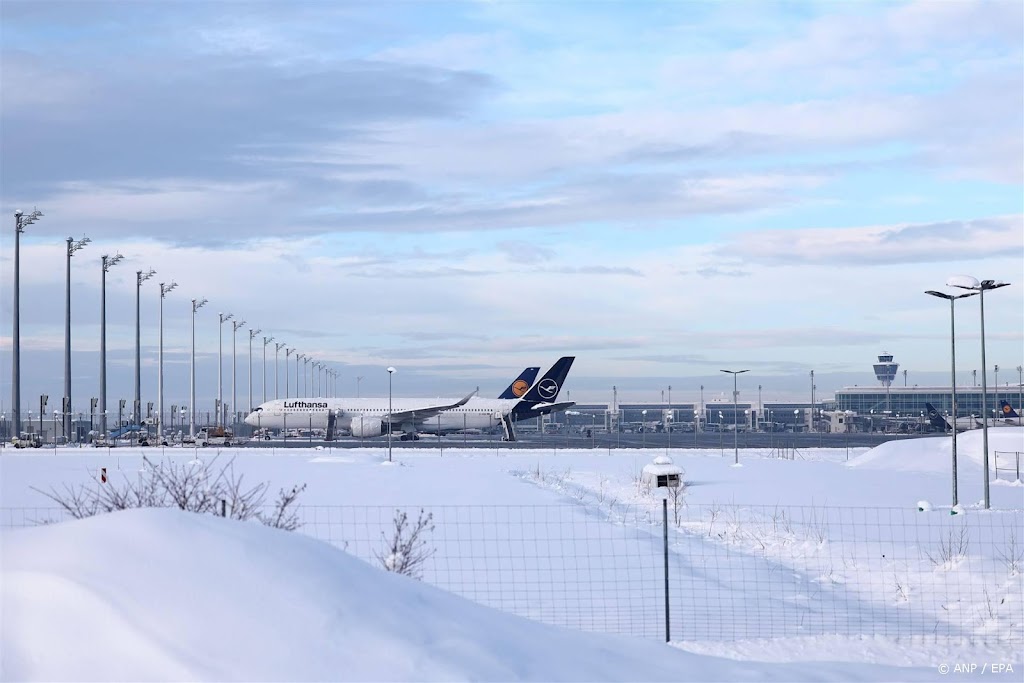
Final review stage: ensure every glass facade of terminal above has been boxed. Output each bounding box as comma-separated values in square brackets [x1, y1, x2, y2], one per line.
[835, 386, 1023, 419]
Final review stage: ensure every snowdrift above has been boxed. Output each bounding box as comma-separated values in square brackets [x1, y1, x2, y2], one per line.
[0, 509, 938, 682]
[847, 427, 1024, 473]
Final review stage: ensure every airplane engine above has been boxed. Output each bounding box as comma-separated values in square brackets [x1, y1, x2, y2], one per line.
[350, 416, 384, 438]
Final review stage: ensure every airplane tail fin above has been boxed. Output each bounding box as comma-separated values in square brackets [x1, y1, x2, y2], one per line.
[498, 367, 540, 399]
[924, 402, 949, 430]
[519, 356, 575, 404]
[999, 400, 1020, 419]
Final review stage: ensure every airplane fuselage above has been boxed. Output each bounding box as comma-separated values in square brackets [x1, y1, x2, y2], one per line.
[246, 396, 516, 435]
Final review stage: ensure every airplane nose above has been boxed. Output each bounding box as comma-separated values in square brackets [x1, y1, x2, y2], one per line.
[244, 411, 258, 426]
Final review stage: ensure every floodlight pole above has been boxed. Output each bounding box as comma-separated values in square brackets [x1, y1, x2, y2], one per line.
[190, 298, 207, 436]
[275, 343, 286, 399]
[99, 253, 123, 437]
[217, 313, 233, 427]
[721, 369, 749, 465]
[134, 269, 155, 427]
[926, 289, 977, 510]
[158, 282, 177, 440]
[64, 235, 90, 442]
[262, 336, 274, 404]
[387, 366, 396, 462]
[248, 328, 261, 412]
[11, 209, 42, 437]
[950, 276, 1011, 510]
[232, 319, 245, 426]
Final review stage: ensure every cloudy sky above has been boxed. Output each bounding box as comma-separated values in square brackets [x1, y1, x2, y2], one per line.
[1, 0, 1022, 413]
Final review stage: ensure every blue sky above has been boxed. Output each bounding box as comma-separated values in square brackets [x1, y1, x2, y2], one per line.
[1, 0, 1022, 410]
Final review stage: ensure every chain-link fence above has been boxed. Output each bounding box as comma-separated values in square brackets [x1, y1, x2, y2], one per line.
[3, 503, 1022, 644]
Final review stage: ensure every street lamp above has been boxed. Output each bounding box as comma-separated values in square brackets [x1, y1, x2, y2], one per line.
[949, 275, 1011, 510]
[295, 353, 305, 397]
[262, 336, 274, 404]
[11, 208, 43, 437]
[303, 356, 311, 396]
[357, 376, 364, 398]
[275, 342, 286, 399]
[62, 235, 91, 443]
[158, 281, 178, 440]
[134, 268, 156, 427]
[190, 298, 207, 436]
[387, 366, 396, 462]
[641, 409, 647, 449]
[248, 327, 261, 413]
[232, 318, 245, 426]
[217, 313, 233, 427]
[925, 288, 978, 510]
[721, 369, 749, 465]
[99, 253, 124, 437]
[284, 350, 292, 397]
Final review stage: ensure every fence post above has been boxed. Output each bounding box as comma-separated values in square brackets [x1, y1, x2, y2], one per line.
[220, 499, 226, 517]
[663, 497, 670, 643]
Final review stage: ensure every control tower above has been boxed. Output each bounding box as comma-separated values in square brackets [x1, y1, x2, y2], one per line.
[873, 353, 899, 412]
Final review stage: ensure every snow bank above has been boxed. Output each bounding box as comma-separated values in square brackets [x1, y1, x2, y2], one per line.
[847, 427, 1024, 473]
[1, 509, 938, 682]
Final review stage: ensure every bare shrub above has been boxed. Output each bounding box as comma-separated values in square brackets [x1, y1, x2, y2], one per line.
[926, 524, 971, 568]
[996, 527, 1024, 576]
[31, 456, 306, 530]
[376, 508, 436, 579]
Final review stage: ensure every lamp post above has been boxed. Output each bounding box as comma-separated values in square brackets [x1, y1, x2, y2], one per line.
[63, 235, 90, 443]
[157, 281, 178, 440]
[303, 356, 311, 396]
[949, 275, 1011, 510]
[134, 268, 156, 428]
[925, 288, 978, 510]
[216, 313, 233, 427]
[274, 342, 285, 399]
[295, 353, 304, 397]
[262, 336, 274, 404]
[721, 369, 749, 465]
[994, 364, 1000, 407]
[99, 253, 124, 438]
[387, 366, 396, 462]
[357, 376, 364, 398]
[693, 410, 699, 447]
[248, 328, 260, 413]
[284, 348, 293, 398]
[232, 318, 245, 426]
[11, 209, 43, 438]
[190, 298, 207, 436]
[641, 409, 647, 448]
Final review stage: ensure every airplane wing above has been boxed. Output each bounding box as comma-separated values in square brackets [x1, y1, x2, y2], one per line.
[522, 401, 576, 414]
[385, 390, 477, 424]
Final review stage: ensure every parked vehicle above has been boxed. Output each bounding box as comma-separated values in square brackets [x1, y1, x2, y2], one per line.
[194, 426, 233, 447]
[12, 432, 43, 448]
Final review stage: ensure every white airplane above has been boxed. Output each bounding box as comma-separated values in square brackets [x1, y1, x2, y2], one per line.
[244, 357, 575, 441]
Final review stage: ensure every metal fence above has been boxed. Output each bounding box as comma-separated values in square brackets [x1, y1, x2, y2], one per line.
[3, 503, 1022, 645]
[994, 451, 1022, 482]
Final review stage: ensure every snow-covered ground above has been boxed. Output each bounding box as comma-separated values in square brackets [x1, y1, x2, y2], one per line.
[2, 429, 1022, 681]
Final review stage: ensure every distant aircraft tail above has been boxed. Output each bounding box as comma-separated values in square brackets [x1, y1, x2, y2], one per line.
[519, 356, 575, 404]
[924, 402, 950, 430]
[498, 367, 540, 399]
[999, 400, 1020, 419]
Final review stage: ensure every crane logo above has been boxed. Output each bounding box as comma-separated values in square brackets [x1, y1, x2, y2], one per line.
[537, 378, 559, 400]
[512, 379, 530, 398]
[1003, 404, 1013, 415]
